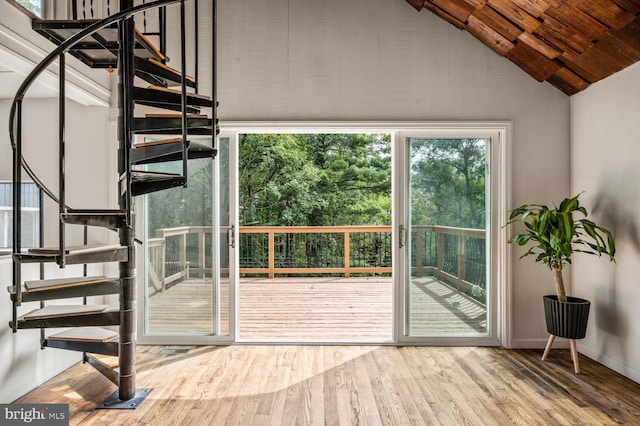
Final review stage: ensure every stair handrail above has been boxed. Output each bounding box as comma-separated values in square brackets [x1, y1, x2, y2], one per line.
[8, 0, 182, 208]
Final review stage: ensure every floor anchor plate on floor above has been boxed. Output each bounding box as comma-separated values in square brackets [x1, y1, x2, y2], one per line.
[96, 388, 153, 409]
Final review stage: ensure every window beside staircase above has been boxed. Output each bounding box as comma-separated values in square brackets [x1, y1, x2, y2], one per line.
[0, 182, 41, 254]
[11, 0, 41, 17]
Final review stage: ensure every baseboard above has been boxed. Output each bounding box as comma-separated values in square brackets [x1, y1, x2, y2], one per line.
[578, 344, 640, 384]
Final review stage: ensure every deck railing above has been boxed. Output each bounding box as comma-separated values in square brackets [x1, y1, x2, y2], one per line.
[146, 225, 486, 296]
[412, 225, 486, 298]
[238, 226, 392, 278]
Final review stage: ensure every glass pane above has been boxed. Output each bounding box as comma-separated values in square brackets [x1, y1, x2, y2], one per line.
[143, 138, 223, 335]
[237, 133, 393, 341]
[217, 137, 231, 336]
[14, 0, 41, 17]
[0, 182, 41, 252]
[407, 138, 489, 336]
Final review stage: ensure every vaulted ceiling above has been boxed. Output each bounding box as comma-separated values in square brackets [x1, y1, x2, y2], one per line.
[404, 0, 640, 95]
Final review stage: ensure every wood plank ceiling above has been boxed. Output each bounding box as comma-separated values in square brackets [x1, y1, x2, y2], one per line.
[404, 0, 640, 95]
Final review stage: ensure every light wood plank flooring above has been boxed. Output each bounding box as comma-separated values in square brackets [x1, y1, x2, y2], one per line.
[14, 345, 640, 425]
[147, 276, 487, 340]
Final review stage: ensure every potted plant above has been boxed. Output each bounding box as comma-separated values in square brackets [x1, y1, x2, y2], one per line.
[507, 193, 615, 373]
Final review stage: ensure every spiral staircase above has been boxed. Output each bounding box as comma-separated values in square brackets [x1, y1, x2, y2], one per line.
[7, 0, 217, 408]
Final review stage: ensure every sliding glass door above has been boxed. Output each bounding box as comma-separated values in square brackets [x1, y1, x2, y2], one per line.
[397, 128, 506, 346]
[140, 136, 233, 343]
[137, 123, 508, 346]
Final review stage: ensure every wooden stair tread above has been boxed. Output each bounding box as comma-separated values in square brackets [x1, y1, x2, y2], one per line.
[132, 116, 214, 136]
[133, 137, 182, 148]
[135, 28, 165, 61]
[22, 304, 111, 320]
[144, 58, 195, 82]
[88, 353, 120, 369]
[28, 244, 122, 255]
[66, 208, 127, 214]
[25, 275, 109, 292]
[145, 113, 207, 118]
[32, 21, 164, 67]
[146, 85, 212, 100]
[48, 327, 119, 342]
[132, 171, 183, 179]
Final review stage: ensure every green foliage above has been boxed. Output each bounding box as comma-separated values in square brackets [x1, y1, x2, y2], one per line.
[507, 193, 616, 271]
[146, 152, 213, 232]
[410, 138, 486, 229]
[15, 0, 40, 15]
[239, 133, 391, 226]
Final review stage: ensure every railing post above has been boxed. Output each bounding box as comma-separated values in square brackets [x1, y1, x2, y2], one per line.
[193, 0, 199, 92]
[415, 230, 423, 277]
[437, 231, 445, 275]
[268, 230, 275, 278]
[12, 100, 23, 331]
[457, 235, 466, 283]
[160, 238, 166, 291]
[159, 5, 167, 63]
[179, 0, 188, 186]
[180, 232, 187, 279]
[344, 231, 350, 278]
[199, 228, 206, 278]
[58, 53, 66, 268]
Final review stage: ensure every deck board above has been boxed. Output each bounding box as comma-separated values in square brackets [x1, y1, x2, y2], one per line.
[146, 276, 487, 340]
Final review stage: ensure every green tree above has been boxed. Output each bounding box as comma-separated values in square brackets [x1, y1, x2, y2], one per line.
[296, 133, 391, 226]
[239, 134, 322, 226]
[146, 157, 213, 232]
[410, 138, 486, 228]
[16, 0, 41, 15]
[239, 133, 391, 227]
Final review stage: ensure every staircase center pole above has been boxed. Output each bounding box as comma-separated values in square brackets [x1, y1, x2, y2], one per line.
[117, 0, 137, 402]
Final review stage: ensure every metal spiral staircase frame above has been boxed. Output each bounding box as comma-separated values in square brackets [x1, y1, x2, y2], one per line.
[8, 0, 217, 407]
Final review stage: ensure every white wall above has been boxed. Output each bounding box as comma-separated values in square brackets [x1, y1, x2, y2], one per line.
[571, 61, 640, 382]
[217, 0, 571, 347]
[0, 99, 117, 246]
[0, 98, 115, 402]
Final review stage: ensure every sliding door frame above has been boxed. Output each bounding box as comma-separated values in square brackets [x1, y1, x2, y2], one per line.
[394, 122, 512, 347]
[137, 121, 512, 346]
[136, 134, 236, 345]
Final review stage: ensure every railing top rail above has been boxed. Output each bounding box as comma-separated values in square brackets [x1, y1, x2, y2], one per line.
[238, 225, 391, 233]
[147, 237, 165, 246]
[153, 224, 485, 238]
[412, 225, 486, 238]
[155, 226, 193, 237]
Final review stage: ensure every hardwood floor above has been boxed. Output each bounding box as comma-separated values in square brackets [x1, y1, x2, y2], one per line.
[14, 345, 640, 425]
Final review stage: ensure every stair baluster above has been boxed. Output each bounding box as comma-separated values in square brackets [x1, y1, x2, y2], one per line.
[12, 99, 23, 332]
[58, 52, 66, 268]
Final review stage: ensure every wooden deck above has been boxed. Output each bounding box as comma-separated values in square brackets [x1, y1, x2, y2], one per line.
[147, 276, 486, 341]
[239, 277, 392, 341]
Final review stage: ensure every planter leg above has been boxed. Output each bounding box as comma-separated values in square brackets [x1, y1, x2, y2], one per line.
[569, 339, 580, 373]
[542, 334, 555, 361]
